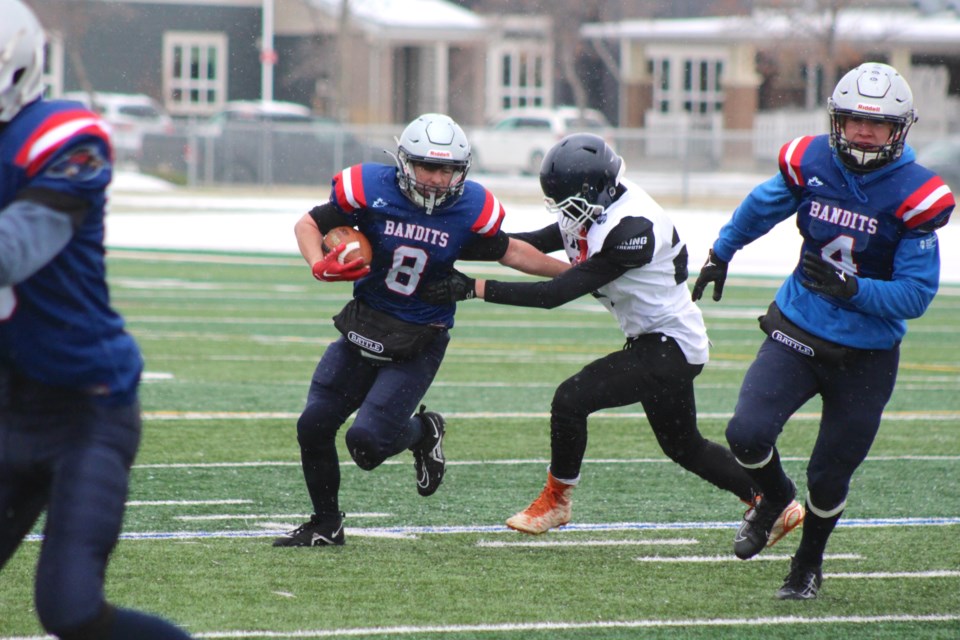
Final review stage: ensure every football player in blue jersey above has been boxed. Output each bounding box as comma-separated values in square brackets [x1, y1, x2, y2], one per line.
[692, 62, 955, 599]
[419, 133, 801, 539]
[274, 112, 569, 547]
[0, 2, 195, 639]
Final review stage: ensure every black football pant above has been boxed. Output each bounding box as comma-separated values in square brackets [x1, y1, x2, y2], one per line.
[295, 332, 449, 519]
[549, 332, 757, 503]
[726, 336, 899, 516]
[0, 372, 193, 639]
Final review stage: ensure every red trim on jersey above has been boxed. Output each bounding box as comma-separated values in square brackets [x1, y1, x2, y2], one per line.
[779, 136, 814, 188]
[896, 176, 956, 229]
[471, 189, 505, 236]
[14, 110, 110, 177]
[332, 165, 367, 212]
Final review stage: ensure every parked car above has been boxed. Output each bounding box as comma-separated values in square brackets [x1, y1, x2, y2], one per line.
[142, 100, 381, 185]
[468, 106, 612, 175]
[63, 91, 173, 164]
[916, 136, 960, 195]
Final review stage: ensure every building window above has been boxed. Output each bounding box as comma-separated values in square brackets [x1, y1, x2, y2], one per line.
[163, 32, 227, 116]
[494, 45, 548, 113]
[650, 54, 724, 116]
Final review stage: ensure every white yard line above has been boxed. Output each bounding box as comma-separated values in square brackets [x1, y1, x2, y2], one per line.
[139, 410, 960, 422]
[477, 538, 699, 548]
[12, 613, 957, 640]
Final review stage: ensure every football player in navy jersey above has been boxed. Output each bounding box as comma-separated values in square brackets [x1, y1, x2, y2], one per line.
[692, 62, 955, 599]
[274, 113, 568, 547]
[0, 2, 194, 639]
[420, 134, 805, 541]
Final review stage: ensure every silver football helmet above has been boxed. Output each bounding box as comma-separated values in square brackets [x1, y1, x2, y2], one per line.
[0, 0, 46, 123]
[828, 62, 917, 172]
[395, 113, 472, 214]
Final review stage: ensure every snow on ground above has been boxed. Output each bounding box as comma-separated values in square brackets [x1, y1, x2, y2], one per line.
[106, 171, 960, 283]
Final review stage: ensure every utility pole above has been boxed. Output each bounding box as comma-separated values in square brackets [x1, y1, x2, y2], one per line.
[261, 0, 276, 102]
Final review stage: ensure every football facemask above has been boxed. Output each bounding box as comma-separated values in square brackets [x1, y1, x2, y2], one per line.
[546, 195, 605, 239]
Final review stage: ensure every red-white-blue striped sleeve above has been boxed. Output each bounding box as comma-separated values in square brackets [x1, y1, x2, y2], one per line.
[471, 189, 504, 236]
[895, 176, 956, 229]
[332, 165, 367, 212]
[778, 136, 814, 188]
[13, 109, 110, 177]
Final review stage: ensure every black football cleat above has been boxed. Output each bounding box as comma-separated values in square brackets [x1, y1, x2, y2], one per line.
[776, 556, 823, 600]
[734, 479, 801, 560]
[413, 405, 446, 497]
[272, 512, 345, 547]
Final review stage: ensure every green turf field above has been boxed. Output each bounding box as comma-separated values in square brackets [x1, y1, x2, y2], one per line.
[1, 249, 958, 639]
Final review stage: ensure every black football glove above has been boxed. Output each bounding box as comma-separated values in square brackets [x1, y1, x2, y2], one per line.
[420, 269, 476, 305]
[691, 249, 729, 302]
[800, 251, 858, 300]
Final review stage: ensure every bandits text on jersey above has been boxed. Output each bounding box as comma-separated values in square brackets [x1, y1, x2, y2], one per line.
[383, 220, 450, 247]
[807, 201, 879, 235]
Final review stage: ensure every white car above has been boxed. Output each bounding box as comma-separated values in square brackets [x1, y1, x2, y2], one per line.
[63, 91, 173, 163]
[469, 106, 612, 175]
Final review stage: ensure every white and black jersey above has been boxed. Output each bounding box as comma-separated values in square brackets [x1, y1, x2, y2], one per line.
[487, 178, 709, 365]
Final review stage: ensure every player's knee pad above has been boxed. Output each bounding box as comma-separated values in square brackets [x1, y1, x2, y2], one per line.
[724, 416, 771, 463]
[42, 603, 113, 640]
[551, 378, 590, 420]
[344, 426, 386, 471]
[296, 402, 341, 449]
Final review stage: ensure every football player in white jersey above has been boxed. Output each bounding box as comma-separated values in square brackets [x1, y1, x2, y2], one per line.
[422, 133, 804, 539]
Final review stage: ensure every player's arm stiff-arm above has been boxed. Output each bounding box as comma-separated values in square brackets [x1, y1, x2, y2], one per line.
[481, 255, 626, 308]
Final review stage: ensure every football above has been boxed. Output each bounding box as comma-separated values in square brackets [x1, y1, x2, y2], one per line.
[321, 226, 373, 266]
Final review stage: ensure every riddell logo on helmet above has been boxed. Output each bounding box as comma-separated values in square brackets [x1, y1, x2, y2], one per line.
[428, 150, 453, 159]
[856, 103, 882, 113]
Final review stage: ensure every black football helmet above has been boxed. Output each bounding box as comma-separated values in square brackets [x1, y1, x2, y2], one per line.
[539, 133, 624, 238]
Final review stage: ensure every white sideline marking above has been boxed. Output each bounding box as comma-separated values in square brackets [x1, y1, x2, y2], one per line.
[20, 517, 952, 542]
[127, 499, 252, 506]
[477, 538, 698, 548]
[142, 410, 960, 422]
[131, 454, 960, 470]
[827, 570, 960, 579]
[5, 614, 960, 640]
[633, 553, 862, 563]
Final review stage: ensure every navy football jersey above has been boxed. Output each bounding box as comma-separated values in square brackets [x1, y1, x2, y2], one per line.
[714, 134, 955, 350]
[329, 163, 505, 327]
[0, 99, 142, 400]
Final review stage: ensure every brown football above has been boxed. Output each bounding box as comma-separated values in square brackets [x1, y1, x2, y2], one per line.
[321, 226, 373, 266]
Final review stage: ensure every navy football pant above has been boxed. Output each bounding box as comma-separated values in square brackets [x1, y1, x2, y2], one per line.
[296, 332, 450, 518]
[549, 333, 757, 503]
[0, 375, 192, 639]
[726, 337, 899, 513]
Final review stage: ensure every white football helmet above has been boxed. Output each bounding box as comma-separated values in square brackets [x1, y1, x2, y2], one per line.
[828, 62, 917, 172]
[0, 0, 46, 123]
[394, 113, 472, 214]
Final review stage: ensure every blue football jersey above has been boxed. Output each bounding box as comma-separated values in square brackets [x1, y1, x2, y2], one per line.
[714, 134, 955, 350]
[0, 99, 142, 401]
[329, 163, 505, 327]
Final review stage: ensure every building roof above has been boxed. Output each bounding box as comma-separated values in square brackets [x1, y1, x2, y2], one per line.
[308, 0, 487, 39]
[582, 8, 960, 53]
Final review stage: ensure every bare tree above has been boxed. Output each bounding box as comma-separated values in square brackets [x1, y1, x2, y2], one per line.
[754, 0, 866, 108]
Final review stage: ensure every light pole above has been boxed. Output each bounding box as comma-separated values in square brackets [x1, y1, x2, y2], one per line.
[261, 0, 276, 102]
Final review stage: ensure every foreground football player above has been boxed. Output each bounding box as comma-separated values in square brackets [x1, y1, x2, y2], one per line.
[274, 113, 568, 547]
[691, 62, 954, 599]
[0, 2, 195, 638]
[421, 133, 804, 545]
